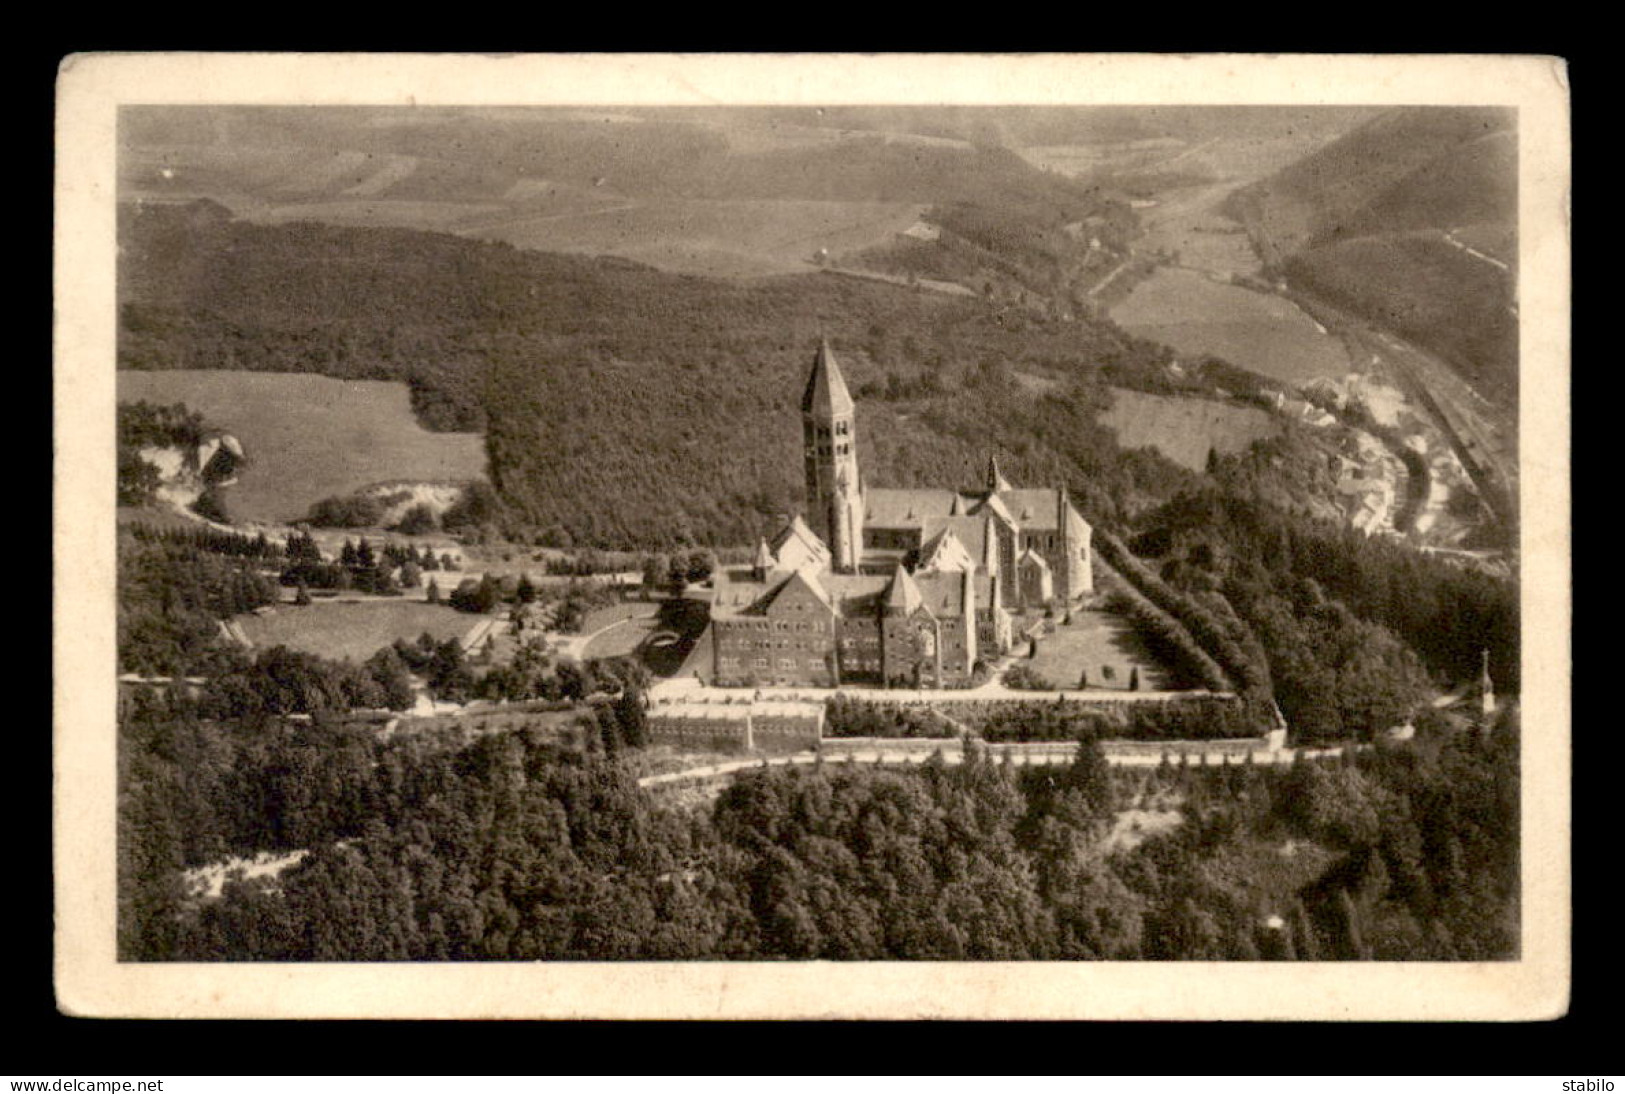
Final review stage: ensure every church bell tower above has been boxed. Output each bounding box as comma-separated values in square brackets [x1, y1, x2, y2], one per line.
[802, 338, 863, 572]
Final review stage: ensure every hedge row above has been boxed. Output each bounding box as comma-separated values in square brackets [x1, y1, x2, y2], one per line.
[968, 697, 1258, 743]
[1094, 530, 1272, 704]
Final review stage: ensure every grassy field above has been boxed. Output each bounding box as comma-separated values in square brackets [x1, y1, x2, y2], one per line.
[1097, 387, 1281, 472]
[1110, 267, 1352, 385]
[1022, 608, 1177, 691]
[117, 371, 486, 524]
[579, 606, 664, 660]
[464, 198, 928, 279]
[233, 599, 481, 662]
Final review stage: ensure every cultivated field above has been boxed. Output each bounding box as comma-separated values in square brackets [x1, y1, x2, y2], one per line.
[117, 371, 486, 524]
[233, 599, 482, 663]
[1023, 609, 1177, 692]
[1131, 184, 1261, 278]
[123, 122, 930, 280]
[1109, 267, 1352, 385]
[463, 199, 929, 279]
[1098, 387, 1281, 472]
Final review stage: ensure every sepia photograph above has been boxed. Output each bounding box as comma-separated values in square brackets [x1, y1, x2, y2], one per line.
[54, 52, 1570, 1020]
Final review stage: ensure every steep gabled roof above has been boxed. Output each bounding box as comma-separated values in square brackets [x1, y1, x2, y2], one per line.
[972, 491, 1017, 528]
[915, 522, 984, 571]
[1017, 546, 1052, 574]
[763, 567, 836, 614]
[801, 338, 855, 417]
[770, 514, 831, 572]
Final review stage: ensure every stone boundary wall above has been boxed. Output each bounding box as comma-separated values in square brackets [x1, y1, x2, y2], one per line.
[735, 688, 1235, 707]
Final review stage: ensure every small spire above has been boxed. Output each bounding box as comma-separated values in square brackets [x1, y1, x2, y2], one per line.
[986, 454, 1013, 494]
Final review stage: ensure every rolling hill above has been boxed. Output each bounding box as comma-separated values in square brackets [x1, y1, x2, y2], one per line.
[118, 203, 1203, 549]
[120, 106, 1116, 281]
[1227, 107, 1518, 405]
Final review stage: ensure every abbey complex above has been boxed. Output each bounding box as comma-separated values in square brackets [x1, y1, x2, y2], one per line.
[710, 341, 1094, 689]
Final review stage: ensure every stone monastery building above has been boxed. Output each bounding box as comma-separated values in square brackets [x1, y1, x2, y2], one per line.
[710, 340, 1094, 689]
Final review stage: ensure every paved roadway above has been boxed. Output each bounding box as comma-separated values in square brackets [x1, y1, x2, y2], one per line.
[637, 739, 1344, 788]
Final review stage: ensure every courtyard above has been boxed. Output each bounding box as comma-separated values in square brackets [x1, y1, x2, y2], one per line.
[1014, 607, 1177, 692]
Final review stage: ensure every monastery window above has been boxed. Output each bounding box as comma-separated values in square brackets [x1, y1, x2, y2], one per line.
[754, 657, 770, 669]
[836, 420, 849, 435]
[779, 658, 796, 670]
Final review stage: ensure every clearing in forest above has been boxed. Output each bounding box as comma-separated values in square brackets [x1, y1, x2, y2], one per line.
[233, 598, 483, 663]
[117, 371, 486, 524]
[1097, 387, 1282, 473]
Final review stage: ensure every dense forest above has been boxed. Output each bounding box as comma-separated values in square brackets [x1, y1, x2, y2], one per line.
[118, 203, 1203, 547]
[120, 698, 1518, 962]
[118, 532, 277, 677]
[115, 193, 1521, 963]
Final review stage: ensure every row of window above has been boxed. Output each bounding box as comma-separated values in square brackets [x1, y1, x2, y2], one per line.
[719, 656, 826, 672]
[727, 617, 827, 631]
[723, 638, 827, 652]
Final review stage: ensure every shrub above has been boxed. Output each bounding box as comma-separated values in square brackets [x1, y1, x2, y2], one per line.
[307, 493, 385, 528]
[393, 504, 439, 536]
[1004, 663, 1056, 691]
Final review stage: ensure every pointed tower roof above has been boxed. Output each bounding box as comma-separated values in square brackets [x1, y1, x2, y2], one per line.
[884, 563, 923, 615]
[801, 338, 855, 417]
[754, 537, 777, 572]
[949, 493, 966, 516]
[986, 453, 1014, 495]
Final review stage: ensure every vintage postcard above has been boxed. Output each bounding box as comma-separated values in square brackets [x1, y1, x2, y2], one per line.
[54, 52, 1571, 1019]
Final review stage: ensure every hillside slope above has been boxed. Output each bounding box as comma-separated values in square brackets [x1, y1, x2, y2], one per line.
[119, 205, 1202, 548]
[1233, 106, 1515, 256]
[1228, 107, 1517, 405]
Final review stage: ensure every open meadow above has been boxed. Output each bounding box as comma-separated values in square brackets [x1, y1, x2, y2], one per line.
[117, 371, 486, 524]
[1097, 387, 1281, 473]
[1109, 267, 1353, 386]
[463, 199, 929, 279]
[232, 598, 483, 663]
